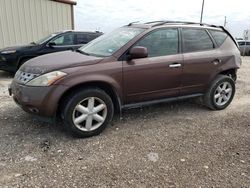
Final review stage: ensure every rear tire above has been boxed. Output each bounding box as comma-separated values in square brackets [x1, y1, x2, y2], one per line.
[61, 88, 114, 138]
[203, 75, 235, 110]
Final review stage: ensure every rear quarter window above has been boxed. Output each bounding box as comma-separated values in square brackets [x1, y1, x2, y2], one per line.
[209, 30, 228, 46]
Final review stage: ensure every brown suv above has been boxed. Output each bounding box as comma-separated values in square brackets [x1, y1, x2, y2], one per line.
[9, 21, 241, 137]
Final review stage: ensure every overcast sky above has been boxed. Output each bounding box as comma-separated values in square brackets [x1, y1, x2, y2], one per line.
[74, 0, 250, 38]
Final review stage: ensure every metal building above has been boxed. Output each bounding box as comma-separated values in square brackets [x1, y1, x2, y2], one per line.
[0, 0, 76, 49]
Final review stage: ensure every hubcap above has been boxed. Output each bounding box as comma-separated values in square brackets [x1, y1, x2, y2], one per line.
[72, 97, 107, 131]
[214, 81, 232, 106]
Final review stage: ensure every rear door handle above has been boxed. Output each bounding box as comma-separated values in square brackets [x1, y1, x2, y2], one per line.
[169, 63, 182, 68]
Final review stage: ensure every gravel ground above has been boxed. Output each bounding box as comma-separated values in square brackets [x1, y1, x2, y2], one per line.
[0, 57, 249, 188]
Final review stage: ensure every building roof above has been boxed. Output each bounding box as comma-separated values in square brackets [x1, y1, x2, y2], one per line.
[52, 0, 77, 5]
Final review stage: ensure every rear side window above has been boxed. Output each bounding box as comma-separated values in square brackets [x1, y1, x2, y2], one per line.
[88, 34, 100, 41]
[76, 34, 90, 44]
[135, 28, 179, 57]
[209, 30, 228, 46]
[182, 29, 214, 53]
[76, 33, 101, 44]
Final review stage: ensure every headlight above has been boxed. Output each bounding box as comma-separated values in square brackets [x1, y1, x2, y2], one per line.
[26, 71, 67, 86]
[1, 50, 16, 54]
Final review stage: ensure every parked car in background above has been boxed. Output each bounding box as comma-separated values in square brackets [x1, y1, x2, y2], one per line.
[237, 40, 250, 56]
[9, 21, 241, 138]
[0, 31, 103, 73]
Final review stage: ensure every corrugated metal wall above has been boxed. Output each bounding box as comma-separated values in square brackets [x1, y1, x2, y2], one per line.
[0, 0, 73, 49]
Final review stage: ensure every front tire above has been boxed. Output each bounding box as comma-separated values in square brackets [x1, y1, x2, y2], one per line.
[203, 75, 235, 110]
[62, 88, 114, 138]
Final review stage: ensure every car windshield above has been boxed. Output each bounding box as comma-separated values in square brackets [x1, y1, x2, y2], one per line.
[34, 33, 58, 44]
[79, 27, 145, 57]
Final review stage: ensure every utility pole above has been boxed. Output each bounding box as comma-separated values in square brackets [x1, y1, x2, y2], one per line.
[224, 16, 227, 27]
[200, 0, 205, 23]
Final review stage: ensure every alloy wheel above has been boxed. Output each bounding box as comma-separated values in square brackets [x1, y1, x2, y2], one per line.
[72, 97, 107, 131]
[214, 81, 233, 106]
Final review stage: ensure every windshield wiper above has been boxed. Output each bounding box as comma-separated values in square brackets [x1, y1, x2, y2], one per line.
[75, 49, 90, 55]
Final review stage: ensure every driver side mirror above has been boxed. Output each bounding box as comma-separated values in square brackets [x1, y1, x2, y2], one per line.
[47, 41, 56, 48]
[128, 46, 148, 60]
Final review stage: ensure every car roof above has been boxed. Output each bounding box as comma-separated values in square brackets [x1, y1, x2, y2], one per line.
[59, 30, 103, 34]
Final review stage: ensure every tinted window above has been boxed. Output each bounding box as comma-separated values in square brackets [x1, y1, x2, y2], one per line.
[135, 28, 179, 57]
[182, 29, 214, 53]
[76, 33, 101, 44]
[51, 34, 75, 45]
[76, 34, 90, 44]
[209, 30, 227, 46]
[88, 34, 100, 41]
[246, 42, 250, 45]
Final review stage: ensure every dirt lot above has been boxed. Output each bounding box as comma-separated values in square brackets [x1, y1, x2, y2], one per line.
[0, 58, 249, 188]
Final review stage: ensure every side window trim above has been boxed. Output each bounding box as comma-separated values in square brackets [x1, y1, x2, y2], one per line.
[205, 29, 217, 48]
[179, 27, 183, 53]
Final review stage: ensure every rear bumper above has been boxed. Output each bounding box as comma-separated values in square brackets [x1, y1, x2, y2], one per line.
[9, 81, 69, 117]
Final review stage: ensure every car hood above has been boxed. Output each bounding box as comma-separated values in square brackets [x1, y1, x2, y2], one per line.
[20, 51, 103, 74]
[0, 44, 37, 52]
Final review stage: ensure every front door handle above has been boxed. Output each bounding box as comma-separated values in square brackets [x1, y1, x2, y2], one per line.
[169, 63, 182, 68]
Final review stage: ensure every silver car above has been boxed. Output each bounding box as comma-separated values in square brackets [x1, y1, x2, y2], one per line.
[237, 40, 250, 56]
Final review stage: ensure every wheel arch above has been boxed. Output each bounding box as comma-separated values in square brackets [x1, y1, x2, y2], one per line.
[56, 81, 122, 118]
[218, 68, 237, 81]
[17, 56, 36, 70]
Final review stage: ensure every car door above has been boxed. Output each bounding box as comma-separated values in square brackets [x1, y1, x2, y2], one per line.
[123, 28, 183, 104]
[181, 28, 223, 95]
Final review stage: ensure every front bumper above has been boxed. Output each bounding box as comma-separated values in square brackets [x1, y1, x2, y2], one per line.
[0, 55, 18, 72]
[9, 81, 69, 117]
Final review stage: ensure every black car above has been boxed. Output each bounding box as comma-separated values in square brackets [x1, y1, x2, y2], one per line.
[0, 31, 103, 73]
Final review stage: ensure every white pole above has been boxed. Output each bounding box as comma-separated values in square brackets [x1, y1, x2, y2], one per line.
[200, 0, 205, 23]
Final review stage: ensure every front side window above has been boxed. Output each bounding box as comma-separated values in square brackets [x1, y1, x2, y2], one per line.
[182, 29, 214, 53]
[135, 28, 179, 57]
[50, 34, 75, 46]
[79, 27, 145, 57]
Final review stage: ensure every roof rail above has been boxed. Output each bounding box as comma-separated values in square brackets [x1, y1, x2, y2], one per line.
[148, 20, 221, 28]
[144, 21, 166, 24]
